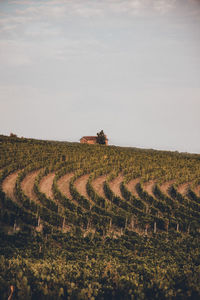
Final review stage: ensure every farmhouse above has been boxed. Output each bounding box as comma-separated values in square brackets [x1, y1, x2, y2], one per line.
[80, 136, 97, 144]
[80, 135, 108, 145]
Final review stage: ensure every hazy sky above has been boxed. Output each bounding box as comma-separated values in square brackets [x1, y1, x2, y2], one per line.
[0, 0, 200, 153]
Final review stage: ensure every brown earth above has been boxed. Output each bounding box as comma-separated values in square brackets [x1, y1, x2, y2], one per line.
[126, 178, 140, 197]
[160, 180, 175, 196]
[2, 171, 19, 202]
[177, 182, 191, 196]
[92, 175, 107, 198]
[74, 174, 90, 200]
[143, 180, 156, 197]
[39, 173, 55, 199]
[194, 185, 200, 197]
[21, 170, 40, 203]
[109, 174, 125, 199]
[57, 173, 74, 199]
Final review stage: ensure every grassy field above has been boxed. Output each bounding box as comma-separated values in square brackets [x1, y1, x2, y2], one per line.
[0, 134, 200, 299]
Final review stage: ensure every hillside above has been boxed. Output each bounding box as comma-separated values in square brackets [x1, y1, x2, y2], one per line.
[0, 134, 200, 299]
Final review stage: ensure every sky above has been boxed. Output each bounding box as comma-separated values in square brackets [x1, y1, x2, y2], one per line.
[0, 0, 200, 153]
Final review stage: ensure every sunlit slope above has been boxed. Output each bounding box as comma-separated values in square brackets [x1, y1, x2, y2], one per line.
[0, 134, 200, 235]
[0, 135, 200, 299]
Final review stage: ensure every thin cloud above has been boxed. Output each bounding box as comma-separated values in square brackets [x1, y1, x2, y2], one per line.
[10, 0, 36, 4]
[1, 0, 200, 64]
[3, 0, 200, 26]
[7, 0, 183, 20]
[153, 0, 176, 14]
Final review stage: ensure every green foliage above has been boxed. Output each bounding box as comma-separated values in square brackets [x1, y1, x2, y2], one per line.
[96, 130, 107, 145]
[0, 134, 200, 299]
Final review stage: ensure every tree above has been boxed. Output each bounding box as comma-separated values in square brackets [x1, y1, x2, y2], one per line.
[96, 130, 106, 145]
[10, 133, 17, 138]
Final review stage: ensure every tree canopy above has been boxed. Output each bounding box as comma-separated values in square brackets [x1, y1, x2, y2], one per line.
[96, 130, 106, 145]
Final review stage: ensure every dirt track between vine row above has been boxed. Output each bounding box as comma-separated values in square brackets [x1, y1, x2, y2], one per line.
[92, 175, 107, 198]
[194, 185, 200, 197]
[2, 171, 19, 202]
[126, 178, 140, 197]
[39, 173, 55, 199]
[160, 180, 175, 195]
[74, 174, 90, 200]
[21, 170, 40, 202]
[57, 173, 74, 199]
[177, 182, 191, 196]
[143, 180, 156, 197]
[109, 175, 125, 199]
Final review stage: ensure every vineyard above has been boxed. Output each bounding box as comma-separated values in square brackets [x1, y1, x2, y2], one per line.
[0, 134, 200, 299]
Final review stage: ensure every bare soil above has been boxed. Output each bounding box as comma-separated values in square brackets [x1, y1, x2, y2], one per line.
[126, 178, 140, 197]
[2, 171, 19, 202]
[194, 185, 200, 197]
[39, 173, 55, 199]
[177, 182, 191, 196]
[74, 174, 90, 200]
[160, 180, 175, 195]
[57, 173, 74, 199]
[143, 180, 156, 197]
[109, 175, 125, 199]
[21, 170, 40, 203]
[92, 175, 107, 198]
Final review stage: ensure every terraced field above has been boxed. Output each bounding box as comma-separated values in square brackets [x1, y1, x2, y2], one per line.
[0, 134, 200, 299]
